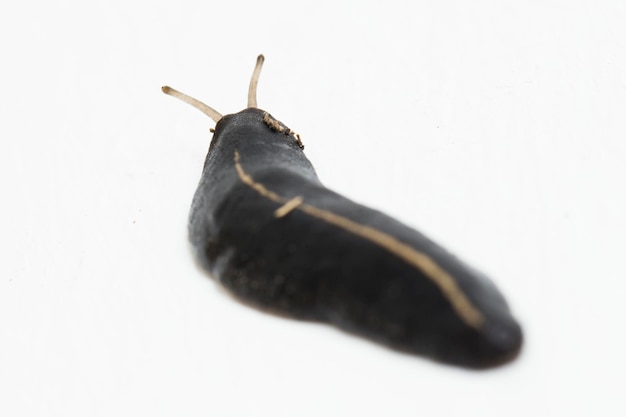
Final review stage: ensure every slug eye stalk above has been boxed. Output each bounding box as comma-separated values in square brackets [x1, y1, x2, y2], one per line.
[247, 54, 265, 109]
[161, 54, 266, 123]
[161, 86, 222, 123]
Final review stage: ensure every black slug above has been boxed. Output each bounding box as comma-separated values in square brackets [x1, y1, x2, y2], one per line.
[162, 55, 522, 368]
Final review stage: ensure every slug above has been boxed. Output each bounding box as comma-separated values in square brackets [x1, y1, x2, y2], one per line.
[162, 55, 523, 368]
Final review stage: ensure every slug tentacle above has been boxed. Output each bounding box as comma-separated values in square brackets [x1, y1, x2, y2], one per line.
[161, 86, 222, 122]
[248, 54, 265, 109]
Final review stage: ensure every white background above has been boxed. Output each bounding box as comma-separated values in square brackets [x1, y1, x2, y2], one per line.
[1, 1, 625, 416]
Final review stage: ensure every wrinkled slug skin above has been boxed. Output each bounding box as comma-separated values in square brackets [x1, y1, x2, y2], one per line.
[188, 108, 522, 367]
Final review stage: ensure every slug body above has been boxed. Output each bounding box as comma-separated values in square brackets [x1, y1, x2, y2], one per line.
[165, 57, 522, 368]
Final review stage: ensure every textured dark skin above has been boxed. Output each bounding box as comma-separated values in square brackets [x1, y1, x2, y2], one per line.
[189, 108, 522, 368]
